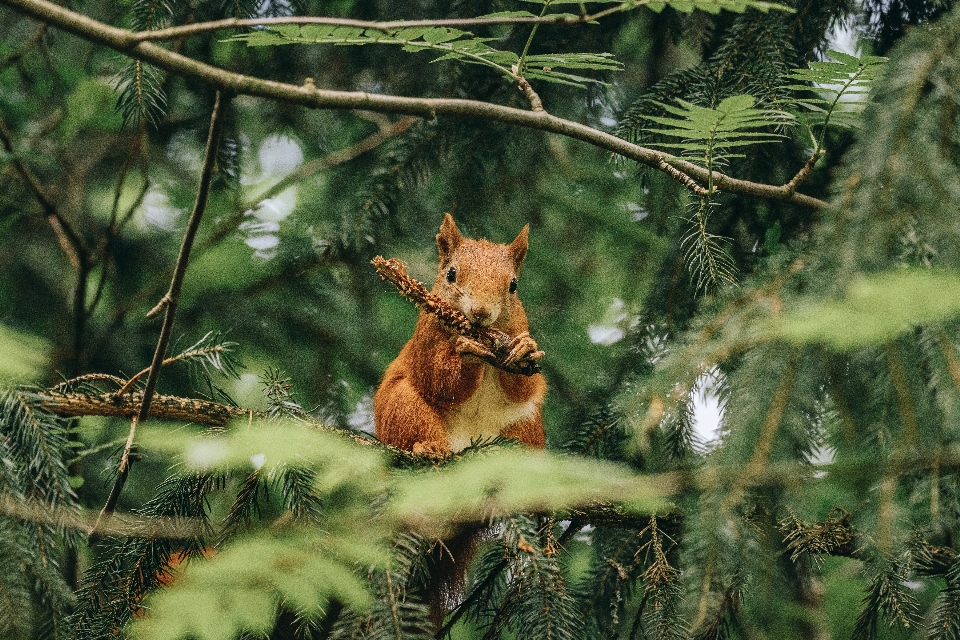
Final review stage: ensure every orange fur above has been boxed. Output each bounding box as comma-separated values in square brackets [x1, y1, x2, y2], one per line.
[374, 214, 546, 454]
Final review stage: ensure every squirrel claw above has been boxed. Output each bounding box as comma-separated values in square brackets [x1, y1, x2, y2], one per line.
[455, 335, 496, 361]
[503, 332, 540, 366]
[412, 441, 448, 457]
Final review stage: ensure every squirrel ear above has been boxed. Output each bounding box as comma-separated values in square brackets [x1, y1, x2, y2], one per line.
[437, 213, 462, 262]
[509, 224, 529, 272]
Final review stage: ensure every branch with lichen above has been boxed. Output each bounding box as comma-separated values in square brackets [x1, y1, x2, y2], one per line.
[371, 256, 544, 376]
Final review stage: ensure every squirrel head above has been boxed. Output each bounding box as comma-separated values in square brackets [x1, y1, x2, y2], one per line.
[432, 213, 529, 329]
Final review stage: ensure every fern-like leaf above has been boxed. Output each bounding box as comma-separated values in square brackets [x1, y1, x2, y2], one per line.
[785, 50, 888, 148]
[231, 25, 621, 88]
[645, 94, 792, 179]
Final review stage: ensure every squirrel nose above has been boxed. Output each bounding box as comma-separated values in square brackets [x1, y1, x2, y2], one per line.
[470, 307, 491, 323]
[467, 305, 498, 326]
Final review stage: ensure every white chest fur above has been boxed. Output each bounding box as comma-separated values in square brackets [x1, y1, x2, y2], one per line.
[446, 365, 538, 452]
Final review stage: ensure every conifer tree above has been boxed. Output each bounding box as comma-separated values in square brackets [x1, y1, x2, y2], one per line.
[2, 0, 960, 638]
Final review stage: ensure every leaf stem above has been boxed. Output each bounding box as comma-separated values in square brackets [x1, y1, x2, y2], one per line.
[517, 1, 551, 76]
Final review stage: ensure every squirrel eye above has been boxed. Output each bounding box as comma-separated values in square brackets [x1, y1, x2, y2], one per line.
[446, 267, 457, 283]
[509, 278, 518, 294]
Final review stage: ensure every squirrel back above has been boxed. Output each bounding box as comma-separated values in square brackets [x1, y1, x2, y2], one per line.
[373, 214, 546, 455]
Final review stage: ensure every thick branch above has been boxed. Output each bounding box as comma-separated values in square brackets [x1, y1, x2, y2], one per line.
[33, 390, 245, 425]
[1, 0, 828, 210]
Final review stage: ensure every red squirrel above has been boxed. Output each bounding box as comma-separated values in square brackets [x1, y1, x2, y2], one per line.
[374, 214, 546, 455]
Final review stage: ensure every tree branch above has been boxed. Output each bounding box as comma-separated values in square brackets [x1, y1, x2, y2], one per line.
[86, 92, 229, 538]
[0, 110, 86, 270]
[0, 0, 828, 210]
[138, 91, 229, 422]
[130, 14, 594, 43]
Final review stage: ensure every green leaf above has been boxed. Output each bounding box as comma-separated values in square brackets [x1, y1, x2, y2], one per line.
[717, 93, 755, 112]
[774, 270, 960, 349]
[644, 97, 792, 168]
[130, 531, 384, 640]
[785, 50, 888, 137]
[389, 449, 671, 533]
[229, 25, 514, 75]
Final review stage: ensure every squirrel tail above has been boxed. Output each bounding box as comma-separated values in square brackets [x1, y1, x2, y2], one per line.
[425, 526, 480, 630]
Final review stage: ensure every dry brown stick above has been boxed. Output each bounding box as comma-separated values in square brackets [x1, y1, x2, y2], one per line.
[371, 256, 543, 376]
[33, 390, 244, 426]
[90, 92, 229, 540]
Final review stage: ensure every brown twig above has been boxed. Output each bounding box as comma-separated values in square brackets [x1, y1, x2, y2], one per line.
[0, 0, 828, 210]
[0, 112, 86, 270]
[371, 256, 543, 376]
[783, 151, 823, 195]
[88, 92, 230, 538]
[515, 74, 545, 113]
[138, 91, 230, 422]
[657, 158, 709, 197]
[91, 414, 139, 536]
[112, 344, 231, 398]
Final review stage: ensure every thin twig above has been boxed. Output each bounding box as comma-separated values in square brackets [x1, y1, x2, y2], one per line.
[112, 345, 230, 398]
[52, 373, 126, 393]
[782, 151, 823, 195]
[515, 74, 545, 113]
[138, 91, 230, 423]
[0, 0, 828, 210]
[91, 415, 139, 536]
[0, 111, 86, 270]
[86, 92, 230, 539]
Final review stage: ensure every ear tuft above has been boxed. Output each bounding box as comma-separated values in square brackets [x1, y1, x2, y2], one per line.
[509, 224, 529, 272]
[437, 213, 462, 262]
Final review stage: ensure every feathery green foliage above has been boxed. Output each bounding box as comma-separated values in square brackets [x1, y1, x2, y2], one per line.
[645, 95, 791, 173]
[785, 50, 889, 150]
[231, 24, 623, 88]
[6, 0, 960, 637]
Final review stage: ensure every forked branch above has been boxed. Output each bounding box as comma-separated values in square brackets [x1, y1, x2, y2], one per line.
[0, 0, 828, 210]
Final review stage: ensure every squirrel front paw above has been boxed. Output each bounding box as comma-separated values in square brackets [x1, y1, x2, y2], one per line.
[503, 331, 545, 366]
[454, 335, 497, 361]
[412, 440, 448, 457]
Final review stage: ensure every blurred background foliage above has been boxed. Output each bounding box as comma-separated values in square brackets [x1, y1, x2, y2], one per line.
[4, 0, 960, 637]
